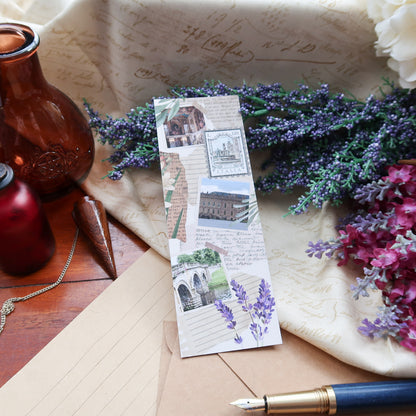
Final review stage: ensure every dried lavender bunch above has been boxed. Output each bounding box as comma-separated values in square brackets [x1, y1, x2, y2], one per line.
[85, 80, 416, 214]
[84, 102, 159, 180]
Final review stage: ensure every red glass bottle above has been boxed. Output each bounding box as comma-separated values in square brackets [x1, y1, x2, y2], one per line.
[0, 163, 55, 275]
[0, 23, 94, 200]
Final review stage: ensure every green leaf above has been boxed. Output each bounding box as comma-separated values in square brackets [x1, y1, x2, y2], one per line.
[156, 109, 169, 128]
[165, 189, 173, 204]
[167, 99, 181, 121]
[154, 99, 176, 114]
[171, 208, 184, 239]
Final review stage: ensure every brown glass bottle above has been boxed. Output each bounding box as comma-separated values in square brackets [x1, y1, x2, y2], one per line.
[0, 23, 94, 200]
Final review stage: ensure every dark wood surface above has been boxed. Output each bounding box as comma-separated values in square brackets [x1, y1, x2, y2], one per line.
[0, 187, 149, 387]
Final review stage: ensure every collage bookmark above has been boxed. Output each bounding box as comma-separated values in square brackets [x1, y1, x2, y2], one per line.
[155, 95, 282, 357]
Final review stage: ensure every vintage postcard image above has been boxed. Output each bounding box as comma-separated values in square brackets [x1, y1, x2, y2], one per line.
[155, 95, 282, 357]
[205, 129, 248, 177]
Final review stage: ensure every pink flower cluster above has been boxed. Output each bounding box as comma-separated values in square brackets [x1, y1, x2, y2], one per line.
[307, 163, 416, 351]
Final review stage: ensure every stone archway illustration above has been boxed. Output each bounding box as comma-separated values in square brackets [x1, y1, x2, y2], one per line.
[172, 254, 231, 312]
[177, 284, 193, 311]
[193, 273, 204, 294]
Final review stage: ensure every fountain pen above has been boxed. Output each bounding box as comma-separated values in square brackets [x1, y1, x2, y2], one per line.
[230, 380, 416, 414]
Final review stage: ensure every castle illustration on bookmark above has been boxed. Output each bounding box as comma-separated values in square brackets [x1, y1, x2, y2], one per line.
[155, 95, 282, 357]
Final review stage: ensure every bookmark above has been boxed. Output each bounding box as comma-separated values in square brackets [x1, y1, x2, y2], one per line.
[155, 95, 282, 357]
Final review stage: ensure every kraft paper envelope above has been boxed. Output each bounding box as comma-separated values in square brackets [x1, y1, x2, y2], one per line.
[157, 322, 414, 416]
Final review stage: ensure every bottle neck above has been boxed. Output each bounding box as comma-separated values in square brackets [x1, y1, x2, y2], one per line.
[0, 52, 47, 102]
[0, 24, 46, 103]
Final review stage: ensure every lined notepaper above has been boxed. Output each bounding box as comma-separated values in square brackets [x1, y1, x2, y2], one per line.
[0, 249, 176, 416]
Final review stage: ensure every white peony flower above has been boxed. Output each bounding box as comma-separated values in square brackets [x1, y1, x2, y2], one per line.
[367, 0, 408, 23]
[367, 0, 416, 88]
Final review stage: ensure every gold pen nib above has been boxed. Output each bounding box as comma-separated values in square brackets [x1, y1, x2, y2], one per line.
[230, 398, 265, 412]
[231, 387, 336, 414]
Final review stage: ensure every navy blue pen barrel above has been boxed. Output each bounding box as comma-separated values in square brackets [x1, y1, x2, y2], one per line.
[332, 380, 416, 413]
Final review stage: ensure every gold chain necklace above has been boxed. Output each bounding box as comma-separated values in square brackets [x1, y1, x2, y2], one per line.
[0, 228, 79, 335]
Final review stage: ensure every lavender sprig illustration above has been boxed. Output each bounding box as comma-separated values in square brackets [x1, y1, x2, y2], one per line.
[215, 299, 243, 344]
[253, 279, 276, 340]
[215, 278, 275, 345]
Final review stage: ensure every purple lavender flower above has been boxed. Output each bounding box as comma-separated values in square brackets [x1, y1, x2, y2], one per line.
[214, 299, 242, 344]
[347, 211, 393, 233]
[252, 279, 275, 340]
[215, 279, 277, 345]
[306, 239, 343, 259]
[249, 322, 261, 341]
[234, 334, 243, 344]
[215, 299, 236, 329]
[353, 179, 395, 205]
[254, 280, 275, 321]
[85, 80, 416, 214]
[232, 279, 276, 344]
[230, 279, 252, 312]
[358, 304, 408, 339]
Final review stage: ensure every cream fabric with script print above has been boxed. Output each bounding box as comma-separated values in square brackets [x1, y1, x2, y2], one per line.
[2, 0, 415, 376]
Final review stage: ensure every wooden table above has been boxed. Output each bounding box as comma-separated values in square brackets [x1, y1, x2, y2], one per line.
[0, 187, 149, 388]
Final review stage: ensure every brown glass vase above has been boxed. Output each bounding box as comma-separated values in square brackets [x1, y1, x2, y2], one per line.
[0, 23, 94, 200]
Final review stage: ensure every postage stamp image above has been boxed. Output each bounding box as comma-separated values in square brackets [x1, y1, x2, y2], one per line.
[205, 129, 248, 177]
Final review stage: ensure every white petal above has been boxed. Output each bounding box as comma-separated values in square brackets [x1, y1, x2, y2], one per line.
[398, 58, 416, 82]
[375, 20, 398, 51]
[367, 0, 384, 22]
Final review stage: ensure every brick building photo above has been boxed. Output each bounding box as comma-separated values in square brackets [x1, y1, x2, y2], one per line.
[198, 191, 248, 222]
